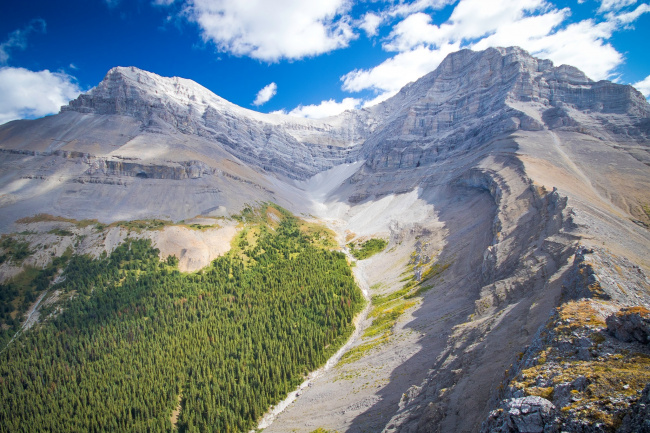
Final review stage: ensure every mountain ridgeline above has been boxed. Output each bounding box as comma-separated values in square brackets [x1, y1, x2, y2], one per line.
[0, 47, 649, 432]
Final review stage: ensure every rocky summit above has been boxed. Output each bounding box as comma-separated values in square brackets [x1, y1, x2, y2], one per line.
[1, 46, 649, 432]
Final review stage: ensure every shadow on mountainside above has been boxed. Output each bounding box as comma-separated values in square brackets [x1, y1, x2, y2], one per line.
[344, 183, 496, 433]
[343, 142, 577, 432]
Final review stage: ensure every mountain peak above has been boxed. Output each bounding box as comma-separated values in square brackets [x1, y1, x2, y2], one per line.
[383, 45, 647, 124]
[62, 65, 235, 120]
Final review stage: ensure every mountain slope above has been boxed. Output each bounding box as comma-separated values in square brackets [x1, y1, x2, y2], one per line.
[1, 46, 649, 432]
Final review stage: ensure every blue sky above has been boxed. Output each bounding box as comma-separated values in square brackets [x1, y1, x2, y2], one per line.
[0, 0, 649, 123]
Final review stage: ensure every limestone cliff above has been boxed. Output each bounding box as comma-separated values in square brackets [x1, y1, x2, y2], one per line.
[58, 47, 650, 183]
[62, 66, 367, 180]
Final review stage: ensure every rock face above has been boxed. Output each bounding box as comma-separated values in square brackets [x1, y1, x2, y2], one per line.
[1, 46, 649, 433]
[481, 396, 559, 433]
[619, 383, 650, 433]
[355, 47, 649, 177]
[87, 159, 216, 180]
[607, 306, 650, 344]
[56, 47, 650, 183]
[63, 66, 367, 180]
[563, 246, 650, 305]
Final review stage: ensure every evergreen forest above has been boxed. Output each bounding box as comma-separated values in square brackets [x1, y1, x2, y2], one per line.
[0, 206, 364, 432]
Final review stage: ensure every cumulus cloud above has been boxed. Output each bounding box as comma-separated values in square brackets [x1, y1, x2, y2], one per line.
[357, 0, 455, 39]
[634, 74, 650, 97]
[469, 11, 626, 80]
[598, 0, 637, 12]
[185, 0, 356, 61]
[0, 19, 46, 64]
[608, 3, 650, 23]
[341, 43, 459, 94]
[279, 97, 361, 119]
[503, 20, 622, 81]
[0, 67, 81, 124]
[253, 82, 278, 106]
[359, 12, 383, 36]
[469, 8, 569, 50]
[388, 0, 457, 17]
[383, 0, 549, 52]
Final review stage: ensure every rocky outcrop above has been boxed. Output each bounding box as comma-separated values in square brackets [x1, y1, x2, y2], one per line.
[86, 159, 216, 180]
[0, 148, 90, 159]
[482, 287, 650, 433]
[619, 383, 650, 433]
[607, 306, 650, 345]
[481, 396, 559, 433]
[563, 247, 650, 305]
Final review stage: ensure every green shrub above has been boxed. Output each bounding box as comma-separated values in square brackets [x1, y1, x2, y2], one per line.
[349, 238, 388, 260]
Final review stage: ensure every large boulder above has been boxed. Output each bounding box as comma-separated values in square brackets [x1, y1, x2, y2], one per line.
[606, 306, 650, 344]
[481, 396, 559, 433]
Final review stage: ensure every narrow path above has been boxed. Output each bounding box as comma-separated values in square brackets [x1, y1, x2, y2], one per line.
[21, 290, 47, 332]
[253, 248, 372, 431]
[170, 392, 182, 430]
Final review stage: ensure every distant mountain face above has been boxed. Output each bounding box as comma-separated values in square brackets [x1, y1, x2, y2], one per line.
[1, 47, 650, 432]
[358, 47, 650, 169]
[58, 46, 650, 180]
[62, 64, 371, 180]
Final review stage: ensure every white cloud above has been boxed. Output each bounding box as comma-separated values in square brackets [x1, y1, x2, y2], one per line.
[512, 20, 622, 80]
[341, 43, 459, 94]
[382, 12, 438, 52]
[388, 0, 457, 17]
[634, 74, 650, 97]
[608, 3, 650, 23]
[279, 97, 361, 118]
[0, 67, 81, 125]
[355, 0, 456, 39]
[253, 82, 277, 106]
[153, 0, 176, 5]
[359, 12, 383, 36]
[185, 0, 356, 61]
[467, 10, 624, 80]
[598, 0, 637, 12]
[384, 0, 549, 52]
[0, 19, 46, 64]
[470, 8, 569, 50]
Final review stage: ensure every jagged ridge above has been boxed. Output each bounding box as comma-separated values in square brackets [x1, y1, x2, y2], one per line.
[60, 47, 650, 181]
